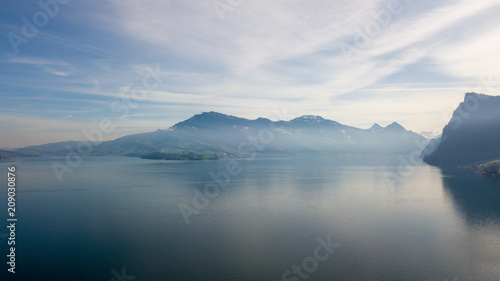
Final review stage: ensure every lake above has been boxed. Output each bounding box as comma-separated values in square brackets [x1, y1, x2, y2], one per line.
[1, 155, 500, 280]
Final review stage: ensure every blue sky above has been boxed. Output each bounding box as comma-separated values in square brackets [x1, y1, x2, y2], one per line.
[1, 0, 500, 148]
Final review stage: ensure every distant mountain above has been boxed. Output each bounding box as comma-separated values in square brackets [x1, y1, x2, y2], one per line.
[23, 141, 86, 154]
[19, 112, 426, 157]
[369, 123, 383, 133]
[424, 93, 500, 166]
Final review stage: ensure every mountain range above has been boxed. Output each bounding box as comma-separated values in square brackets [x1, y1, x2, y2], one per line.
[21, 112, 427, 157]
[7, 92, 500, 166]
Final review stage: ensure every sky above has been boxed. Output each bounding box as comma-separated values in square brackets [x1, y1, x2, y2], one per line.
[1, 0, 500, 148]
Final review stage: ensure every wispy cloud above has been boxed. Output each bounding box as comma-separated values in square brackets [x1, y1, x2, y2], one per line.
[6, 56, 76, 76]
[431, 26, 500, 80]
[1, 0, 500, 147]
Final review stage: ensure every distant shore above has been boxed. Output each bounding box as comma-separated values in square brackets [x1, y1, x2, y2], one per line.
[469, 159, 500, 179]
[0, 150, 41, 160]
[139, 151, 221, 161]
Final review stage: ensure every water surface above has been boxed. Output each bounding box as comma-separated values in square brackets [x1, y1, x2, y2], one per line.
[1, 155, 499, 280]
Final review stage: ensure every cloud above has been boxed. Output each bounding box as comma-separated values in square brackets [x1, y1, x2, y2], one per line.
[431, 26, 500, 83]
[356, 0, 500, 59]
[7, 56, 76, 76]
[103, 0, 500, 102]
[108, 0, 383, 72]
[8, 57, 65, 65]
[2, 0, 500, 147]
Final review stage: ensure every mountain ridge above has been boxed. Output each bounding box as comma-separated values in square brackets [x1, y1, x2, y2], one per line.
[16, 112, 426, 158]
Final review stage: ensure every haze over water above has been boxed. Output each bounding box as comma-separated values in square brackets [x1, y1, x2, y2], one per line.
[1, 155, 500, 280]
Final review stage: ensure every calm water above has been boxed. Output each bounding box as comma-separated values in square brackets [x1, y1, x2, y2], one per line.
[1, 155, 500, 281]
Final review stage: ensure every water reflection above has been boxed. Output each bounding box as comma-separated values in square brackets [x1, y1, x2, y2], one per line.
[440, 167, 500, 224]
[439, 166, 500, 280]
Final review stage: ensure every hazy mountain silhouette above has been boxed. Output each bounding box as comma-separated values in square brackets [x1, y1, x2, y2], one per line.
[22, 112, 426, 157]
[424, 93, 500, 166]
